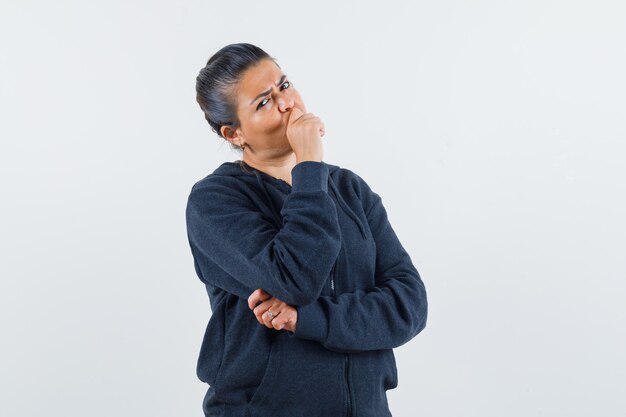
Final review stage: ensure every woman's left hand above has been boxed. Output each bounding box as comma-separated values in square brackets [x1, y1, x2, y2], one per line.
[248, 288, 298, 333]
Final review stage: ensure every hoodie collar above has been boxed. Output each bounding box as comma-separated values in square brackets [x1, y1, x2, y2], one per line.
[213, 160, 368, 240]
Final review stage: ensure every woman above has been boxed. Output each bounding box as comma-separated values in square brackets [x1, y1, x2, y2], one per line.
[186, 43, 428, 417]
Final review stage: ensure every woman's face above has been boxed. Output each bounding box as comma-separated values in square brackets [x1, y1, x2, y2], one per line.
[221, 58, 305, 154]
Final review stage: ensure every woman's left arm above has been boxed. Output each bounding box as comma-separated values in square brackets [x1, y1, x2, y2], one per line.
[286, 173, 429, 353]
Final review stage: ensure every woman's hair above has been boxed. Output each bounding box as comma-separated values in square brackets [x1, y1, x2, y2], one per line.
[195, 43, 278, 151]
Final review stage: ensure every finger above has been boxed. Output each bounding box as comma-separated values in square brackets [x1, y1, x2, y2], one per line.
[287, 107, 304, 126]
[270, 307, 292, 330]
[253, 297, 274, 316]
[274, 318, 287, 330]
[254, 298, 278, 325]
[248, 289, 261, 310]
[262, 307, 283, 328]
[248, 289, 270, 310]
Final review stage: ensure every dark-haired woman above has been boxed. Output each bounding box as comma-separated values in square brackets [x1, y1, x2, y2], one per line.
[186, 42, 428, 417]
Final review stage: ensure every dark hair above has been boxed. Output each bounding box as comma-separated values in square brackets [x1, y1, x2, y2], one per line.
[195, 43, 278, 152]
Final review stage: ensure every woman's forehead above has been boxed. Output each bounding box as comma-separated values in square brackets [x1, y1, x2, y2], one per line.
[239, 60, 285, 101]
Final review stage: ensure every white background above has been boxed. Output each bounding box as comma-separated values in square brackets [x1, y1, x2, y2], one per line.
[1, 1, 625, 416]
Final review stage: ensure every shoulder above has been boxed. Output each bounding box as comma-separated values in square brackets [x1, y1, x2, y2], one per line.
[188, 159, 259, 196]
[326, 161, 377, 192]
[189, 173, 237, 195]
[325, 161, 382, 212]
[189, 162, 244, 192]
[187, 172, 257, 214]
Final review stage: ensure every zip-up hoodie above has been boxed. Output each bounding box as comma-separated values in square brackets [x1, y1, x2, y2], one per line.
[185, 160, 428, 417]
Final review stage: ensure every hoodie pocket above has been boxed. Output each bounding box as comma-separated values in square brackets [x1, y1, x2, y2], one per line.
[196, 299, 227, 387]
[383, 348, 398, 390]
[246, 334, 281, 410]
[245, 332, 346, 417]
[212, 296, 276, 405]
[347, 348, 398, 416]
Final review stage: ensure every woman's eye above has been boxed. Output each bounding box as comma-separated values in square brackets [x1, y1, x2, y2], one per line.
[258, 98, 269, 109]
[257, 81, 291, 110]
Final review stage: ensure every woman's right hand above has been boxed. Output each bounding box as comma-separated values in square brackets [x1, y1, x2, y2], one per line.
[286, 107, 325, 163]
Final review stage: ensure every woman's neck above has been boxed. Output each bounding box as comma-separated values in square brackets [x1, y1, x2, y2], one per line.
[241, 152, 297, 186]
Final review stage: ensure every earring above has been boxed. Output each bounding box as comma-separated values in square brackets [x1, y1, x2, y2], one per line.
[240, 143, 246, 151]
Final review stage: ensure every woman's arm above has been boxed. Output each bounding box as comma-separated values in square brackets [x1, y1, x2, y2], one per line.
[185, 161, 342, 306]
[285, 173, 428, 352]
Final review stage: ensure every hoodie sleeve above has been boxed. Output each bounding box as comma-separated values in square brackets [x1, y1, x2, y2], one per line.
[288, 172, 428, 352]
[185, 161, 342, 306]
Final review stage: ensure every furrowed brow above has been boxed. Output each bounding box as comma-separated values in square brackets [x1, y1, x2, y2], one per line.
[250, 74, 288, 105]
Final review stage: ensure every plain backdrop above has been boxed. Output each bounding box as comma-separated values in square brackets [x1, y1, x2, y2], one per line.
[1, 1, 625, 416]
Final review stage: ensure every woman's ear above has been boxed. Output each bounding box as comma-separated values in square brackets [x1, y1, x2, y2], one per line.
[221, 125, 244, 147]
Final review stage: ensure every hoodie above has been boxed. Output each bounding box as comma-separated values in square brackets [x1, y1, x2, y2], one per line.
[185, 160, 428, 417]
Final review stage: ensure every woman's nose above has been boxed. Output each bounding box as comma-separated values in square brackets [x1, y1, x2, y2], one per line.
[277, 94, 294, 112]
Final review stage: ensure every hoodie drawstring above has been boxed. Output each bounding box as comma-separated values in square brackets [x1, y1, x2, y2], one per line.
[328, 177, 368, 240]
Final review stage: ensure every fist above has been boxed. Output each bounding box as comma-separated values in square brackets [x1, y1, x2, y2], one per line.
[285, 107, 325, 162]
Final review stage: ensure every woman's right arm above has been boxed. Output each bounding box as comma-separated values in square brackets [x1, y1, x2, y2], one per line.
[185, 161, 341, 306]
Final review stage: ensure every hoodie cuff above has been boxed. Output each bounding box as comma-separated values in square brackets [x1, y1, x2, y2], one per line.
[288, 302, 328, 343]
[291, 161, 329, 193]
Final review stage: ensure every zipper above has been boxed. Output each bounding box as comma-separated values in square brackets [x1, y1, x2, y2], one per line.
[332, 246, 352, 417]
[345, 354, 352, 417]
[330, 246, 339, 300]
[329, 254, 336, 298]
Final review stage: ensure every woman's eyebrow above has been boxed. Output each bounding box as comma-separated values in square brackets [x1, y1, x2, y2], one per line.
[250, 74, 288, 105]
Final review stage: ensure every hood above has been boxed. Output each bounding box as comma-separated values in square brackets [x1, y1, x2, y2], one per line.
[211, 160, 368, 240]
